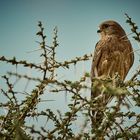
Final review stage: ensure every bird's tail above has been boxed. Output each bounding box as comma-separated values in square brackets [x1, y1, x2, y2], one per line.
[91, 81, 110, 129]
[91, 89, 104, 128]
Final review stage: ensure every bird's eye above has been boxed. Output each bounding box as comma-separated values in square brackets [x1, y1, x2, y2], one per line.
[104, 24, 109, 28]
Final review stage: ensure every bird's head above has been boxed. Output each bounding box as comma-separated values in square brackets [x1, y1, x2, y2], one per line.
[97, 20, 126, 38]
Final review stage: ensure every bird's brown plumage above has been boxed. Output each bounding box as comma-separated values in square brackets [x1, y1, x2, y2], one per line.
[91, 20, 134, 125]
[91, 20, 134, 81]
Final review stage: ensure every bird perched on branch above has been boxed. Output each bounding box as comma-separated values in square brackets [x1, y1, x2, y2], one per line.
[91, 20, 134, 127]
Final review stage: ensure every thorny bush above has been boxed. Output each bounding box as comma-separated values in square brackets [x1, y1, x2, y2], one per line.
[0, 14, 140, 140]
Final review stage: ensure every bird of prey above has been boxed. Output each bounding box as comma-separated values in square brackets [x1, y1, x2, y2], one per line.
[91, 20, 134, 125]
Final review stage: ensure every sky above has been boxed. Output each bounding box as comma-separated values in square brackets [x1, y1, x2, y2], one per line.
[0, 0, 140, 72]
[0, 0, 140, 133]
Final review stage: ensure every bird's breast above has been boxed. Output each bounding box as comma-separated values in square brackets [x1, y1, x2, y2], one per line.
[96, 37, 132, 79]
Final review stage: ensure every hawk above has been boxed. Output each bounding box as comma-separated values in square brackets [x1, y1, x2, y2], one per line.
[91, 20, 134, 125]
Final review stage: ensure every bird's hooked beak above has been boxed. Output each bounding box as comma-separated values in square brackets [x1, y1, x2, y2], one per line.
[97, 29, 102, 33]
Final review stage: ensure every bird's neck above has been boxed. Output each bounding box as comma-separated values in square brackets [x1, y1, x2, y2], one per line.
[101, 34, 125, 41]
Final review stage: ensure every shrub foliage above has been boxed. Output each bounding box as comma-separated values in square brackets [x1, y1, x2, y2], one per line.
[0, 14, 140, 140]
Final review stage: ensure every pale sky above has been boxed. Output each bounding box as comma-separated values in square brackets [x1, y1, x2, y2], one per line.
[0, 0, 140, 75]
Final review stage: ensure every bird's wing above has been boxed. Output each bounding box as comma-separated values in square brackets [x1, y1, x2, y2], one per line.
[122, 40, 134, 79]
[91, 42, 102, 79]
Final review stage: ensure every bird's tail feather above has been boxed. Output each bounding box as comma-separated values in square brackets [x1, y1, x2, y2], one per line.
[91, 82, 110, 128]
